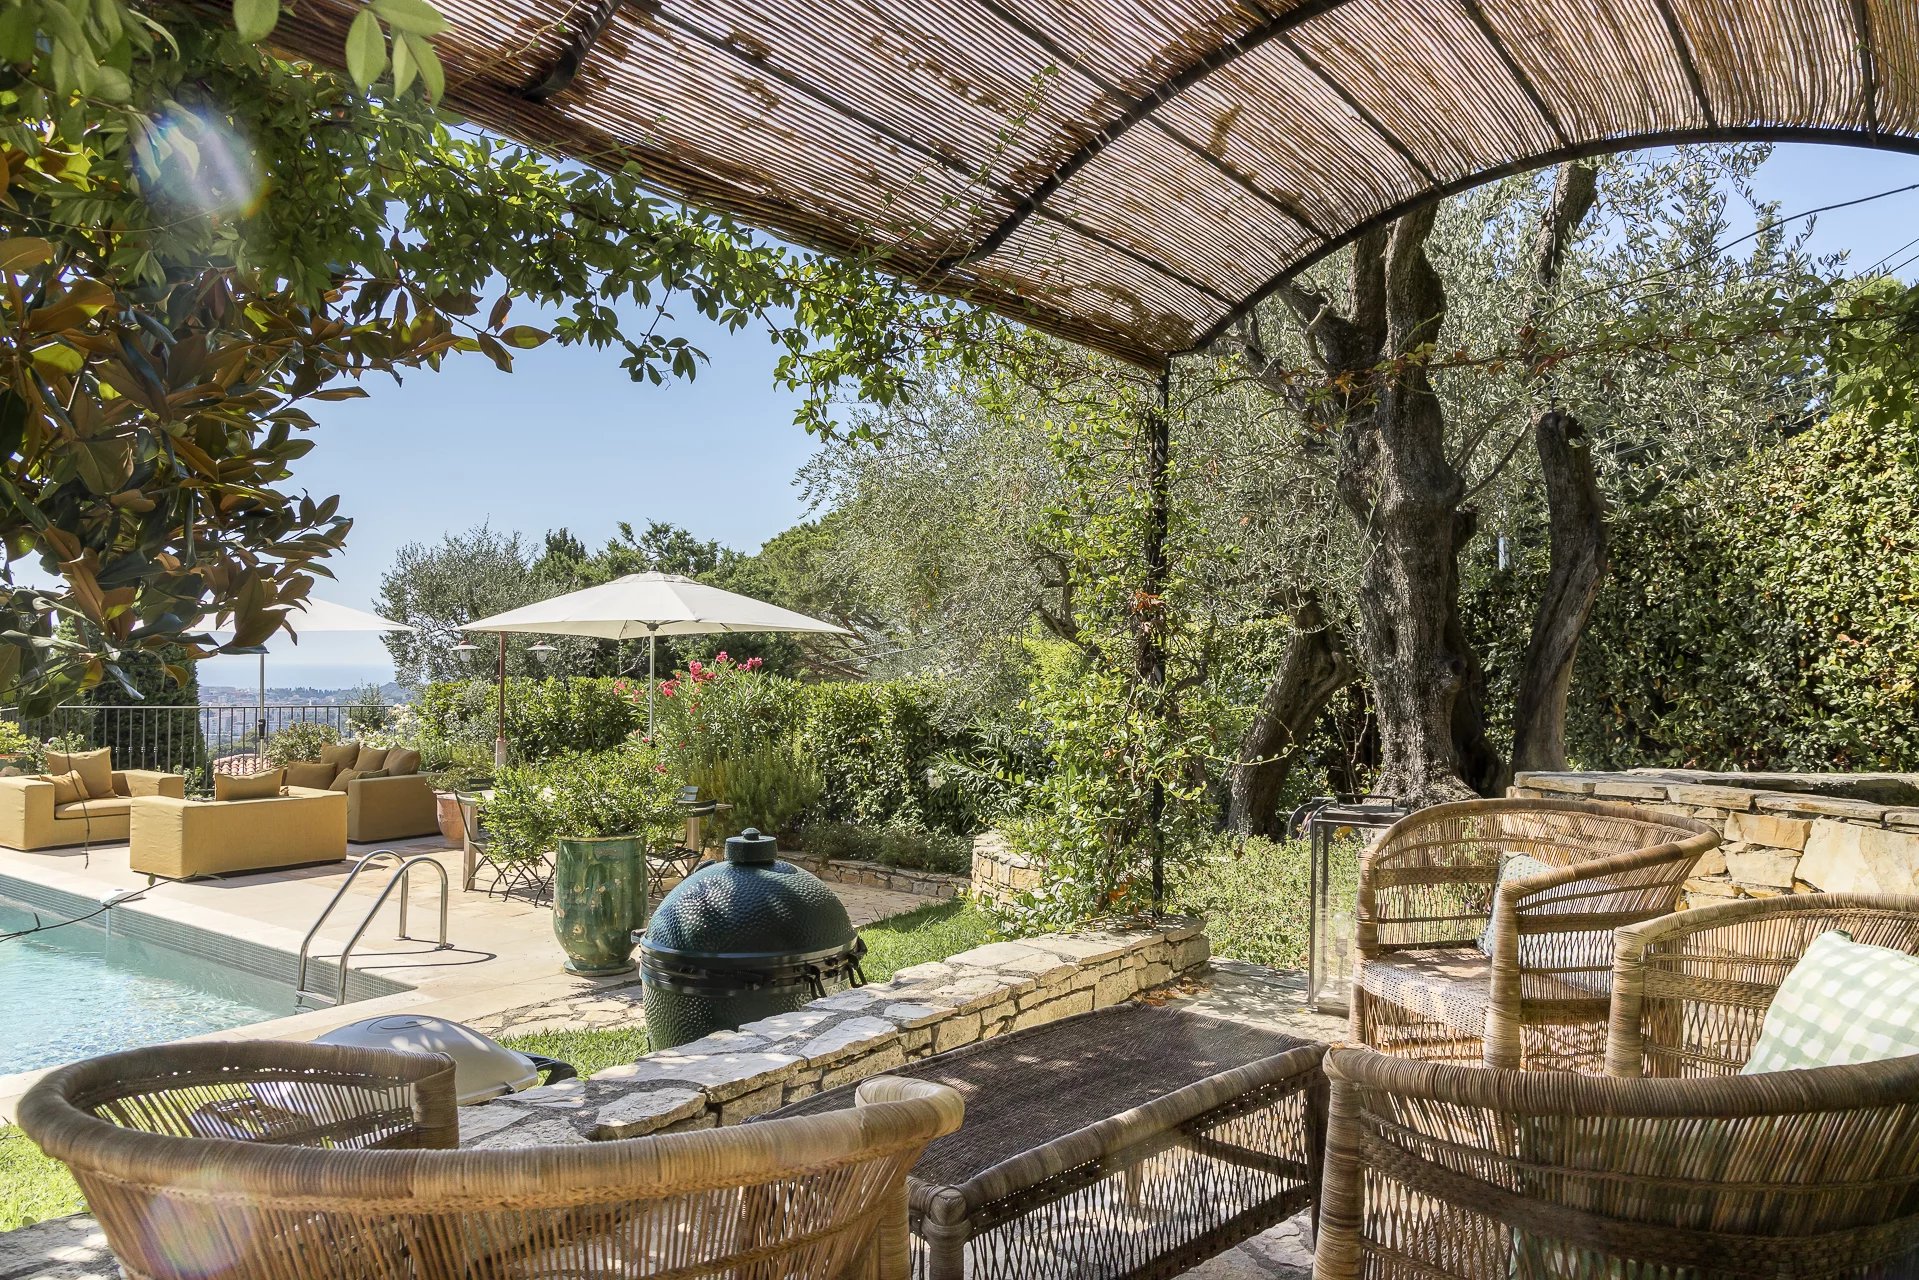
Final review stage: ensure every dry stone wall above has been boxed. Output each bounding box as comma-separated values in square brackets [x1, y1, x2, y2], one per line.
[794, 855, 968, 901]
[969, 830, 1041, 904]
[1513, 769, 1919, 902]
[458, 917, 1209, 1150]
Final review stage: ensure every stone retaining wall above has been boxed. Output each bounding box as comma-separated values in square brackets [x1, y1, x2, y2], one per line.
[1513, 769, 1919, 902]
[970, 830, 1041, 904]
[458, 917, 1209, 1149]
[797, 855, 968, 901]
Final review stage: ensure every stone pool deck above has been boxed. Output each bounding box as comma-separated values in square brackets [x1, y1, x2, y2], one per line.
[0, 836, 932, 1118]
[0, 955, 1341, 1279]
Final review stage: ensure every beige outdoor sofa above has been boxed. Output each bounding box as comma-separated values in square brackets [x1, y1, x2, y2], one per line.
[0, 751, 185, 851]
[283, 741, 439, 843]
[130, 786, 348, 879]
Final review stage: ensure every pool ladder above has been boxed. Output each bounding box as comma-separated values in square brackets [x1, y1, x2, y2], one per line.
[295, 850, 452, 1009]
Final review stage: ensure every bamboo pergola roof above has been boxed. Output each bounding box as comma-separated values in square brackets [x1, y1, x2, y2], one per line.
[274, 0, 1919, 368]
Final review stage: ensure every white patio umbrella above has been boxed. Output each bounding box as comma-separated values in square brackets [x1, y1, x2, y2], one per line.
[198, 599, 412, 748]
[463, 571, 849, 739]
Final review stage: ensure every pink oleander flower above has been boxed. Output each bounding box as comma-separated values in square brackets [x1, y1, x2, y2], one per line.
[714, 650, 730, 664]
[743, 657, 763, 670]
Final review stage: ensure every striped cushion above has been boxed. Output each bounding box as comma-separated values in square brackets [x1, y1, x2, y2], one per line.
[1743, 930, 1919, 1073]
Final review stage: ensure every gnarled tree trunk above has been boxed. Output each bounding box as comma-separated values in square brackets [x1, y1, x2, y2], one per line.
[1334, 210, 1483, 805]
[1510, 162, 1606, 774]
[1227, 595, 1353, 835]
[1511, 409, 1606, 772]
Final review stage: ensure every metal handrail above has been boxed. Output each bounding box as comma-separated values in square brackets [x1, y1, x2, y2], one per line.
[295, 851, 452, 1007]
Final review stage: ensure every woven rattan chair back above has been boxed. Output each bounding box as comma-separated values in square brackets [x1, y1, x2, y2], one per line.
[1314, 1043, 1919, 1279]
[1607, 891, 1919, 1079]
[19, 1042, 963, 1280]
[1353, 797, 1718, 1070]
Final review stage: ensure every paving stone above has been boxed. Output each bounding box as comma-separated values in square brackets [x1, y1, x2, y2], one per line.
[594, 1050, 804, 1100]
[1724, 847, 1799, 889]
[879, 1001, 948, 1028]
[1726, 810, 1814, 851]
[1753, 793, 1890, 822]
[593, 1086, 706, 1138]
[798, 1015, 897, 1061]
[466, 1113, 589, 1149]
[736, 1008, 837, 1039]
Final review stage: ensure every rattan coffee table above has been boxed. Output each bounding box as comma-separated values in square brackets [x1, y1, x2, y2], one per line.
[767, 1001, 1327, 1280]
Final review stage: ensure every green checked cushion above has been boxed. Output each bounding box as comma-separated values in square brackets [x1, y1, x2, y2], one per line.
[1476, 853, 1556, 957]
[1742, 930, 1919, 1074]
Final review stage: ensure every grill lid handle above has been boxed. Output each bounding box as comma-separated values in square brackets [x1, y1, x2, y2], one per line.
[725, 827, 779, 865]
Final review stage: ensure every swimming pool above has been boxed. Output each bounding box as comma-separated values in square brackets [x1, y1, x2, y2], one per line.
[0, 896, 295, 1072]
[0, 876, 408, 1073]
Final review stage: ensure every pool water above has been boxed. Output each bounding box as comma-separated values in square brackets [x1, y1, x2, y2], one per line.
[0, 897, 294, 1073]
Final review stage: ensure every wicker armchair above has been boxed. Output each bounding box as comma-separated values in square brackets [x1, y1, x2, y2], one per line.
[19, 1041, 963, 1280]
[1607, 891, 1919, 1079]
[1351, 797, 1718, 1070]
[1313, 1043, 1919, 1279]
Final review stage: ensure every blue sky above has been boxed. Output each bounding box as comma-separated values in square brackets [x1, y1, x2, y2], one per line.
[196, 142, 1919, 691]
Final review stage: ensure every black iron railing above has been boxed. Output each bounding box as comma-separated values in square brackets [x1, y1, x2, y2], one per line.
[3, 703, 386, 790]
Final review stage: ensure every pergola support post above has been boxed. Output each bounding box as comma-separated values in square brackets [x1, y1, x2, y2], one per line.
[1140, 372, 1172, 915]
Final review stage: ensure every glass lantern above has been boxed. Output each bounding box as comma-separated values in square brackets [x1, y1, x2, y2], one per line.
[1306, 800, 1408, 1015]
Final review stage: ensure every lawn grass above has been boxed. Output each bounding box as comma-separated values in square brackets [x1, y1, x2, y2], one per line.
[498, 1024, 652, 1080]
[0, 1125, 83, 1232]
[856, 899, 998, 982]
[500, 899, 998, 1079]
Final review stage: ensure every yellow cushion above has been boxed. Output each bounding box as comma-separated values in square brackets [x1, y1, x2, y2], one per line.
[329, 767, 365, 792]
[47, 748, 111, 800]
[284, 760, 339, 790]
[55, 796, 131, 818]
[43, 771, 87, 804]
[319, 742, 359, 771]
[353, 745, 389, 772]
[383, 747, 420, 777]
[215, 769, 284, 801]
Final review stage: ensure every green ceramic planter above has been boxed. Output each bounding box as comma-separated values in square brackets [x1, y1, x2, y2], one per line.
[551, 834, 648, 976]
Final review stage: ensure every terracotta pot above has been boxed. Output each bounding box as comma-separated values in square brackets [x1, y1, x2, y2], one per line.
[551, 834, 647, 976]
[434, 792, 473, 845]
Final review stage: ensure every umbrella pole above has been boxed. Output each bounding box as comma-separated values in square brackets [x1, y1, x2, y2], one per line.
[257, 652, 266, 756]
[494, 632, 508, 770]
[647, 632, 657, 739]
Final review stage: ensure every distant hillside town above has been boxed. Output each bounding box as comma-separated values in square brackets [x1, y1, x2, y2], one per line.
[199, 683, 412, 708]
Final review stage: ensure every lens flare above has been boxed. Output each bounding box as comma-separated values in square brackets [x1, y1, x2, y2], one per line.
[137, 108, 265, 219]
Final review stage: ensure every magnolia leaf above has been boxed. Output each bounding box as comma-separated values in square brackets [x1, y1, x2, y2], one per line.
[371, 0, 447, 37]
[390, 30, 416, 95]
[308, 385, 370, 401]
[345, 9, 386, 91]
[476, 333, 513, 372]
[487, 293, 511, 329]
[0, 237, 54, 271]
[498, 325, 550, 349]
[233, 0, 279, 42]
[399, 29, 443, 101]
[30, 342, 85, 374]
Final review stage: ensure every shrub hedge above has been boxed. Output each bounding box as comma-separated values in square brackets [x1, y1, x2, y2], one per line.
[1561, 407, 1919, 772]
[419, 671, 1000, 837]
